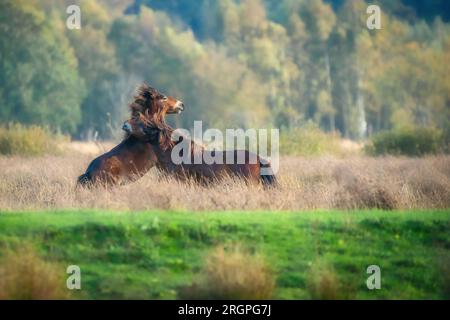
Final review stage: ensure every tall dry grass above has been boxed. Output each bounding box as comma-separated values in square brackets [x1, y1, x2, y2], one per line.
[0, 148, 449, 211]
[306, 260, 352, 300]
[178, 245, 275, 300]
[0, 245, 70, 300]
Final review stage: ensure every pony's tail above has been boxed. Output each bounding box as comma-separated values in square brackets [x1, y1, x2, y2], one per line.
[77, 173, 91, 187]
[259, 160, 278, 188]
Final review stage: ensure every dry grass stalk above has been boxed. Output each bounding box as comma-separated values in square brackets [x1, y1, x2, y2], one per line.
[0, 245, 70, 300]
[0, 152, 449, 211]
[178, 245, 275, 300]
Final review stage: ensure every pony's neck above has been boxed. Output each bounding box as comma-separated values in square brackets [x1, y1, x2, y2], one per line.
[152, 127, 205, 171]
[151, 125, 176, 167]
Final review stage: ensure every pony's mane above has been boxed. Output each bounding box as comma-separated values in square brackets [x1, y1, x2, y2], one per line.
[139, 115, 175, 151]
[158, 122, 175, 151]
[140, 116, 204, 154]
[128, 83, 155, 116]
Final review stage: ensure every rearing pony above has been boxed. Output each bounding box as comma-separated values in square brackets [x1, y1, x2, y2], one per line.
[122, 115, 277, 187]
[77, 84, 184, 187]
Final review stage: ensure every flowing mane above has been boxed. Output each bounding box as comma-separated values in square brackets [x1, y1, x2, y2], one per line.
[138, 114, 175, 151]
[128, 84, 154, 115]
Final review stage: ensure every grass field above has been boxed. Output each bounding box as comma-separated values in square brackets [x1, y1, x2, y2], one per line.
[0, 209, 449, 299]
[0, 149, 449, 299]
[0, 154, 449, 211]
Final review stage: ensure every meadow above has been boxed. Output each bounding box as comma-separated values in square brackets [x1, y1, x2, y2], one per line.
[0, 209, 448, 299]
[0, 148, 449, 211]
[0, 145, 449, 299]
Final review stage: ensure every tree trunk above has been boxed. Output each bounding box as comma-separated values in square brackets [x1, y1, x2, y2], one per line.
[324, 48, 335, 132]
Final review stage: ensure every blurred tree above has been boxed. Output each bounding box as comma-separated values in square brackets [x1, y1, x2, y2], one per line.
[1, 0, 449, 140]
[66, 0, 121, 139]
[109, 6, 270, 130]
[0, 0, 85, 133]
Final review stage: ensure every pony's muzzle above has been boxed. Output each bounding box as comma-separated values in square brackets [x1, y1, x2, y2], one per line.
[174, 101, 185, 113]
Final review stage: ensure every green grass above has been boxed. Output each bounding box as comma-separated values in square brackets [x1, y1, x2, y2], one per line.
[0, 210, 449, 299]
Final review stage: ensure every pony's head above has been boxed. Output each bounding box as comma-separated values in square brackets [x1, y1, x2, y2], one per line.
[122, 113, 175, 150]
[129, 84, 184, 121]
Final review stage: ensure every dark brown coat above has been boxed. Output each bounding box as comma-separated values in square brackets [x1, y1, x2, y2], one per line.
[77, 84, 184, 187]
[124, 116, 277, 186]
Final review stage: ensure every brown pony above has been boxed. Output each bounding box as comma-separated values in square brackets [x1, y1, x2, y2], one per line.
[122, 115, 277, 187]
[77, 84, 184, 186]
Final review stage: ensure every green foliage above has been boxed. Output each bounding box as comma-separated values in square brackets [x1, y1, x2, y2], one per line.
[0, 123, 68, 156]
[0, 209, 448, 299]
[0, 0, 86, 134]
[366, 127, 446, 156]
[66, 0, 121, 138]
[0, 0, 449, 142]
[108, 6, 270, 130]
[280, 123, 343, 156]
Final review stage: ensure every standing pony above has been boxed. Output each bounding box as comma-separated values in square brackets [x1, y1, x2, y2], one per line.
[77, 84, 184, 186]
[122, 115, 277, 187]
